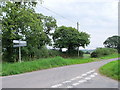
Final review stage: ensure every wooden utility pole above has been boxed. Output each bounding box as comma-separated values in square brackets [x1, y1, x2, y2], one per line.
[77, 22, 79, 57]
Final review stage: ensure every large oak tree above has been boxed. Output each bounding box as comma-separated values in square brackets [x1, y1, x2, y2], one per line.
[53, 26, 90, 53]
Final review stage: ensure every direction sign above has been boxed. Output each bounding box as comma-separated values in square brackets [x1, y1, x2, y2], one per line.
[13, 40, 27, 63]
[13, 44, 27, 47]
[13, 40, 27, 47]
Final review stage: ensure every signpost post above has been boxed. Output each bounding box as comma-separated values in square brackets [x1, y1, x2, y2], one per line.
[13, 40, 27, 63]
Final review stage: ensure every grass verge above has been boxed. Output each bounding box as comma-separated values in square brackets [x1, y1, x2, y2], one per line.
[99, 60, 120, 81]
[2, 53, 119, 76]
[99, 53, 119, 59]
[2, 56, 94, 76]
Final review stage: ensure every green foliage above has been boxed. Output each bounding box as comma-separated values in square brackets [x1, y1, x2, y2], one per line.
[91, 48, 117, 58]
[85, 51, 90, 54]
[43, 16, 57, 35]
[35, 46, 49, 58]
[53, 26, 90, 54]
[2, 56, 94, 76]
[64, 50, 84, 58]
[104, 35, 120, 53]
[21, 46, 62, 61]
[1, 2, 57, 62]
[48, 49, 61, 57]
[99, 60, 120, 81]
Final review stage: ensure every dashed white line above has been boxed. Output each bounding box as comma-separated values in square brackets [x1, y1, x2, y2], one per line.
[78, 80, 87, 83]
[91, 69, 95, 72]
[90, 74, 95, 78]
[88, 69, 95, 73]
[81, 73, 87, 77]
[86, 71, 92, 74]
[51, 84, 62, 88]
[51, 69, 97, 88]
[76, 76, 82, 79]
[93, 73, 98, 75]
[85, 77, 91, 80]
[67, 86, 73, 88]
[62, 80, 71, 84]
[71, 78, 77, 81]
[78, 80, 85, 83]
[72, 83, 80, 86]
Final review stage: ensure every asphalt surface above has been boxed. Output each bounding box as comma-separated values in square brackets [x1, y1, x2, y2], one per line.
[2, 58, 119, 88]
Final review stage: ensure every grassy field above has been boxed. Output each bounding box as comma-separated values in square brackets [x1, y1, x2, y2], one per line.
[99, 60, 120, 81]
[1, 53, 119, 76]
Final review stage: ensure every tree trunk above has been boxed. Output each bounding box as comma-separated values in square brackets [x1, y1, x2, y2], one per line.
[68, 45, 74, 54]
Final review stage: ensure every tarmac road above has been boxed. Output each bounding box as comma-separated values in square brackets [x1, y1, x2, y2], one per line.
[2, 58, 119, 88]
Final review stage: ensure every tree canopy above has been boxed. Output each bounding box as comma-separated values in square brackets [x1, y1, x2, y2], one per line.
[103, 35, 120, 53]
[53, 26, 90, 52]
[1, 1, 57, 62]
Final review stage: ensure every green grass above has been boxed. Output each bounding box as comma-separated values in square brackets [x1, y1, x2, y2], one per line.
[2, 56, 95, 76]
[1, 53, 119, 76]
[98, 53, 119, 60]
[99, 60, 120, 81]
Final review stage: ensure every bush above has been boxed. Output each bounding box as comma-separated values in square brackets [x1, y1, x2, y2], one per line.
[21, 46, 84, 61]
[85, 51, 90, 54]
[31, 47, 63, 59]
[48, 49, 61, 57]
[22, 46, 63, 61]
[35, 46, 49, 58]
[63, 50, 84, 58]
[91, 48, 117, 58]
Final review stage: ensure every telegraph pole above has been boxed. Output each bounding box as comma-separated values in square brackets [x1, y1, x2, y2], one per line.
[77, 22, 79, 31]
[77, 22, 79, 57]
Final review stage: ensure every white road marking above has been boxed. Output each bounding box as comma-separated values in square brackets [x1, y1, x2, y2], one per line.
[51, 84, 62, 88]
[78, 80, 87, 83]
[91, 69, 95, 72]
[62, 80, 71, 83]
[85, 69, 95, 75]
[81, 74, 87, 77]
[67, 86, 73, 88]
[90, 74, 95, 78]
[72, 83, 80, 86]
[85, 77, 91, 80]
[88, 69, 95, 73]
[86, 71, 92, 74]
[78, 80, 85, 83]
[93, 73, 98, 75]
[51, 69, 97, 88]
[71, 78, 77, 81]
[76, 76, 82, 79]
[70, 76, 81, 81]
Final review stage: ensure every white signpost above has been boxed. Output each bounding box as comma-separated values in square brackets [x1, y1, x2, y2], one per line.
[13, 40, 27, 63]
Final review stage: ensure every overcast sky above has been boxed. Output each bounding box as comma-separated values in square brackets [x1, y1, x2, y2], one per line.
[35, 0, 118, 50]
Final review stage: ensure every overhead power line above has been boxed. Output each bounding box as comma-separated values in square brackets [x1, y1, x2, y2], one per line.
[36, 3, 77, 24]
